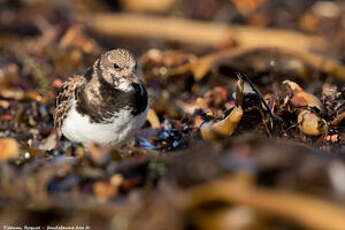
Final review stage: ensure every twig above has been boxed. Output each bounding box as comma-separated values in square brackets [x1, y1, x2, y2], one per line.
[121, 0, 175, 13]
[82, 13, 325, 50]
[182, 176, 345, 230]
[330, 111, 345, 126]
[167, 47, 345, 82]
[237, 73, 282, 122]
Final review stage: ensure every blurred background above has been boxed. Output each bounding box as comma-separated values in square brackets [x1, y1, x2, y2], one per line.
[1, 0, 345, 54]
[1, 0, 345, 230]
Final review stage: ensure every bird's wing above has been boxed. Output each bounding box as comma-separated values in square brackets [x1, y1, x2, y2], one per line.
[54, 75, 86, 135]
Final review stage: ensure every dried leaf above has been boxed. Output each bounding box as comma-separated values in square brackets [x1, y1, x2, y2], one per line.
[283, 80, 323, 111]
[201, 106, 243, 141]
[0, 138, 19, 161]
[110, 174, 124, 187]
[297, 110, 326, 136]
[59, 25, 100, 53]
[147, 108, 160, 128]
[93, 181, 118, 202]
[24, 91, 46, 104]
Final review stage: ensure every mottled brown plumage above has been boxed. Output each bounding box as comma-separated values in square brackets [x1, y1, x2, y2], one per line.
[54, 75, 86, 136]
[54, 49, 149, 146]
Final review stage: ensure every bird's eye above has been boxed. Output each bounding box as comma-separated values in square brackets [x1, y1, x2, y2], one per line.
[113, 63, 120, 70]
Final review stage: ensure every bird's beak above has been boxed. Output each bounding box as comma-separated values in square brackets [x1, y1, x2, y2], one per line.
[125, 73, 140, 84]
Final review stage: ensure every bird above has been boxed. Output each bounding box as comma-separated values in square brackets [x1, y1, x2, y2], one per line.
[54, 49, 149, 147]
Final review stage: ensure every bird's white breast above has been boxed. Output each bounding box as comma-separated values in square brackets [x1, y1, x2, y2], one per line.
[61, 98, 149, 146]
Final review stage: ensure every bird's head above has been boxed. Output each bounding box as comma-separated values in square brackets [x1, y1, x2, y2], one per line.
[96, 49, 140, 90]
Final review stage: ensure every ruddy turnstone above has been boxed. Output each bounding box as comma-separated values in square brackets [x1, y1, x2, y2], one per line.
[54, 49, 149, 146]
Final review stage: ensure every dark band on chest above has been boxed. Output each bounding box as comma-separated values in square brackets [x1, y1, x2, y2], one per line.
[131, 82, 148, 115]
[76, 71, 148, 123]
